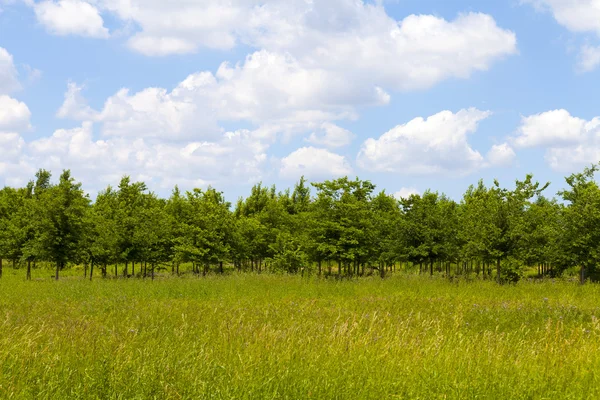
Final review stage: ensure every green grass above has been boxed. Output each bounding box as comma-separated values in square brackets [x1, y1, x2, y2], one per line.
[1, 270, 600, 399]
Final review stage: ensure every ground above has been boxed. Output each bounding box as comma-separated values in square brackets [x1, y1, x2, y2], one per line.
[1, 271, 599, 399]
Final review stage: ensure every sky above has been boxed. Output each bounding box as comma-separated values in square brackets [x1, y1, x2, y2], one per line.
[1, 0, 600, 201]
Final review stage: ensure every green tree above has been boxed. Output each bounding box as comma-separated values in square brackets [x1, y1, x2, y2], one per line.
[559, 165, 600, 283]
[34, 170, 90, 280]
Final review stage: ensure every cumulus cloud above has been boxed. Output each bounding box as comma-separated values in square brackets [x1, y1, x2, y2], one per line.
[513, 109, 600, 171]
[0, 47, 19, 94]
[578, 45, 600, 72]
[358, 109, 491, 175]
[513, 109, 595, 148]
[56, 82, 98, 120]
[0, 95, 31, 132]
[25, 122, 270, 191]
[306, 123, 355, 148]
[280, 147, 352, 180]
[0, 132, 26, 161]
[394, 187, 420, 200]
[486, 143, 517, 167]
[0, 133, 31, 187]
[33, 1, 517, 96]
[524, 0, 600, 35]
[59, 50, 383, 141]
[2, 2, 521, 191]
[54, 0, 519, 75]
[0, 50, 32, 171]
[524, 0, 600, 71]
[34, 0, 109, 38]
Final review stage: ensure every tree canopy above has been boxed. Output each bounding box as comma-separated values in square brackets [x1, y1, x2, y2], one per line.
[1, 166, 599, 283]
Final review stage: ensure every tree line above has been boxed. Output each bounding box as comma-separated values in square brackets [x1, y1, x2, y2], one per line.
[1, 165, 600, 284]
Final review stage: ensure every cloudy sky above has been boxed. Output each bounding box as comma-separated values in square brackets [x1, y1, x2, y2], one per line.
[1, 0, 600, 200]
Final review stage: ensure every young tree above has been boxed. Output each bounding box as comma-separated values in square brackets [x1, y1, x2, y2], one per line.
[34, 170, 90, 280]
[559, 165, 600, 283]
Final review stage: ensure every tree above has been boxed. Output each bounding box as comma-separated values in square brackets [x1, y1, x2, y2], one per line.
[34, 170, 90, 280]
[461, 176, 548, 283]
[559, 165, 600, 283]
[116, 177, 148, 277]
[174, 188, 232, 275]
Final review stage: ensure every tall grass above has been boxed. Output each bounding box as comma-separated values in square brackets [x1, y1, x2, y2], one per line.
[1, 271, 599, 399]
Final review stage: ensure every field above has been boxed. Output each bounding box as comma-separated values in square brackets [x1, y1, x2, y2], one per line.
[1, 271, 600, 399]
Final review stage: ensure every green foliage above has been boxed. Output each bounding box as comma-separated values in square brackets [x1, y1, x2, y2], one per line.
[2, 166, 600, 283]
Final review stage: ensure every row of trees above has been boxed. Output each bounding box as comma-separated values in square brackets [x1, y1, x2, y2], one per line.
[1, 166, 599, 283]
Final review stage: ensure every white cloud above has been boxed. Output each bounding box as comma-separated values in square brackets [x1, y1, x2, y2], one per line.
[57, 82, 98, 120]
[0, 95, 31, 132]
[90, 0, 517, 88]
[514, 109, 600, 171]
[92, 85, 217, 140]
[61, 51, 380, 141]
[0, 47, 19, 94]
[578, 45, 600, 72]
[513, 109, 595, 148]
[394, 187, 420, 200]
[545, 145, 600, 172]
[32, 1, 516, 94]
[284, 11, 517, 92]
[3, 2, 520, 191]
[34, 0, 109, 38]
[128, 36, 199, 57]
[0, 132, 25, 161]
[525, 1, 600, 71]
[280, 147, 352, 180]
[0, 48, 33, 186]
[357, 108, 491, 175]
[0, 132, 31, 187]
[524, 0, 600, 35]
[306, 123, 355, 148]
[25, 122, 269, 191]
[486, 143, 516, 167]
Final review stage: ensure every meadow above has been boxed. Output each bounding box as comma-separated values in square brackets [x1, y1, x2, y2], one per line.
[1, 270, 600, 399]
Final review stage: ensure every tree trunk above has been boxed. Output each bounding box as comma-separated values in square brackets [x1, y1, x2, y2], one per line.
[176, 263, 179, 276]
[27, 260, 31, 281]
[338, 259, 341, 277]
[124, 261, 128, 277]
[132, 261, 135, 277]
[318, 260, 322, 276]
[151, 264, 155, 280]
[496, 258, 501, 284]
[114, 264, 118, 278]
[0, 258, 3, 279]
[220, 261, 224, 274]
[580, 266, 586, 285]
[55, 262, 60, 281]
[90, 260, 94, 281]
[430, 260, 434, 276]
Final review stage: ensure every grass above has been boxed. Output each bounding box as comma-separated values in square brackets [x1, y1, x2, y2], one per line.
[1, 269, 600, 399]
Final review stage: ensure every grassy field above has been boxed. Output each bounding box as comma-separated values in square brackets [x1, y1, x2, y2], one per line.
[1, 270, 600, 399]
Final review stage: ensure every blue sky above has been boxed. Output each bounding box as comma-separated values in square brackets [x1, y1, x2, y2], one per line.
[1, 0, 600, 201]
